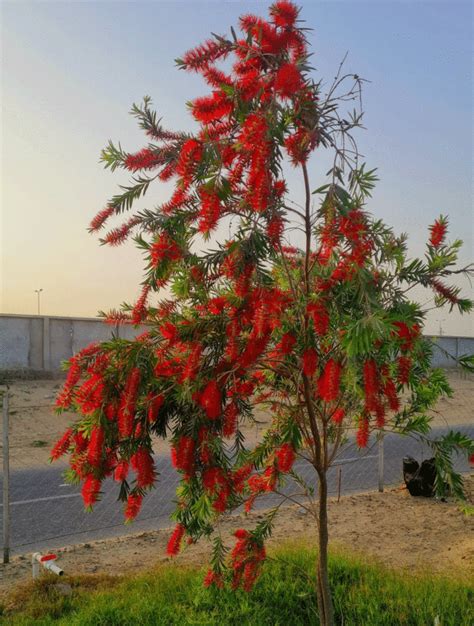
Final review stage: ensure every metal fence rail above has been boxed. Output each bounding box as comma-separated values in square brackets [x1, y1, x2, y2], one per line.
[1, 391, 473, 560]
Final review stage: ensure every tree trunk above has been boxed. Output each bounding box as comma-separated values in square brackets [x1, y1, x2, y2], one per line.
[316, 471, 334, 626]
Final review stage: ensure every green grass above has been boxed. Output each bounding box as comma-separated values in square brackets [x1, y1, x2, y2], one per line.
[2, 543, 472, 625]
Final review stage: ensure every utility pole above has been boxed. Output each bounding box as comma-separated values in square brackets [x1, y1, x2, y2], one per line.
[34, 288, 43, 315]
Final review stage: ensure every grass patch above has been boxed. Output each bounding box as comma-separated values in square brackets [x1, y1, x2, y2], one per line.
[1, 543, 472, 625]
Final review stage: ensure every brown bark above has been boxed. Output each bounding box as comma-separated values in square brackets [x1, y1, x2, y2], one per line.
[316, 471, 335, 626]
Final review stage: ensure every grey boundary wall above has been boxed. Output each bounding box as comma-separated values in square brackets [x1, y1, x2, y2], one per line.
[0, 314, 147, 374]
[0, 313, 473, 374]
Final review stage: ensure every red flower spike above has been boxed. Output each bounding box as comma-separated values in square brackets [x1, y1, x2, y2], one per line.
[307, 302, 330, 336]
[275, 443, 295, 473]
[87, 426, 105, 468]
[81, 475, 101, 508]
[172, 436, 195, 474]
[147, 394, 165, 423]
[89, 206, 115, 232]
[274, 63, 304, 99]
[50, 428, 73, 461]
[429, 218, 447, 248]
[331, 407, 345, 424]
[167, 523, 185, 556]
[199, 380, 222, 419]
[114, 460, 129, 482]
[270, 0, 299, 27]
[302, 348, 318, 378]
[131, 448, 156, 488]
[318, 359, 342, 403]
[397, 356, 412, 385]
[125, 493, 143, 521]
[124, 148, 158, 172]
[356, 417, 369, 448]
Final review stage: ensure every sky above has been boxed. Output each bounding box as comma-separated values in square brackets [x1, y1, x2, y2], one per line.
[1, 0, 473, 336]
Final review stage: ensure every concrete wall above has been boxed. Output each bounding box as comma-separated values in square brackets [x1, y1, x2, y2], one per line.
[0, 314, 147, 373]
[0, 314, 472, 373]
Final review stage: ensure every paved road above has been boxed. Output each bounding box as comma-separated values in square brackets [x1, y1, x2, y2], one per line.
[1, 425, 472, 555]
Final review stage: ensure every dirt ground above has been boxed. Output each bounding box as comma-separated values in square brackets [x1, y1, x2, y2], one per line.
[1, 370, 473, 470]
[0, 479, 472, 598]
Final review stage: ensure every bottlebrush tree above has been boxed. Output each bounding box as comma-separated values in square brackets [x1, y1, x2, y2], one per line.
[51, 2, 474, 624]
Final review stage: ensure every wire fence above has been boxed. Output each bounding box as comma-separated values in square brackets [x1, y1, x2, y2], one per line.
[1, 383, 473, 562]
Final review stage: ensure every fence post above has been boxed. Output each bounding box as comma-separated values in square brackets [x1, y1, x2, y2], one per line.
[377, 431, 384, 493]
[2, 392, 10, 563]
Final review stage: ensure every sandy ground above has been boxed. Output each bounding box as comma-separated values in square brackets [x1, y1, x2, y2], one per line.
[1, 370, 473, 471]
[0, 479, 472, 598]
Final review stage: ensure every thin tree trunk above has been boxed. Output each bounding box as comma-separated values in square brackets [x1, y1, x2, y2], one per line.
[316, 471, 335, 626]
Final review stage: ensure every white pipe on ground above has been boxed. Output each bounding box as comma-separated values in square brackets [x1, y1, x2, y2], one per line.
[32, 552, 64, 578]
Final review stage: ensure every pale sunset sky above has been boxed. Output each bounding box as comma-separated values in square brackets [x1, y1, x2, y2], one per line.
[1, 0, 473, 336]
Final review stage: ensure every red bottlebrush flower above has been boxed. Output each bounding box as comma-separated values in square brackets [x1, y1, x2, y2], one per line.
[274, 63, 304, 99]
[275, 443, 295, 473]
[279, 332, 297, 355]
[318, 359, 342, 403]
[181, 343, 203, 382]
[167, 523, 185, 556]
[302, 348, 318, 378]
[236, 67, 263, 100]
[239, 333, 271, 368]
[199, 380, 222, 419]
[203, 569, 224, 589]
[160, 321, 178, 343]
[161, 188, 191, 215]
[192, 91, 233, 124]
[233, 463, 253, 493]
[118, 368, 141, 438]
[87, 426, 104, 468]
[383, 377, 400, 412]
[203, 66, 233, 88]
[131, 284, 150, 324]
[430, 279, 459, 305]
[392, 321, 419, 352]
[148, 394, 164, 423]
[89, 206, 115, 232]
[429, 217, 447, 247]
[202, 466, 227, 494]
[363, 359, 379, 408]
[307, 302, 330, 336]
[102, 216, 141, 246]
[375, 401, 386, 428]
[124, 148, 158, 172]
[198, 188, 222, 233]
[73, 431, 88, 453]
[397, 356, 412, 385]
[125, 493, 143, 521]
[267, 214, 284, 247]
[208, 296, 227, 315]
[172, 436, 195, 474]
[270, 0, 299, 27]
[176, 138, 203, 186]
[150, 233, 182, 267]
[230, 530, 266, 592]
[50, 428, 73, 461]
[356, 417, 369, 448]
[331, 407, 345, 424]
[273, 180, 287, 197]
[114, 460, 129, 482]
[75, 374, 105, 415]
[81, 475, 101, 508]
[223, 402, 239, 437]
[56, 361, 81, 408]
[131, 448, 156, 488]
[181, 39, 231, 72]
[284, 127, 311, 164]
